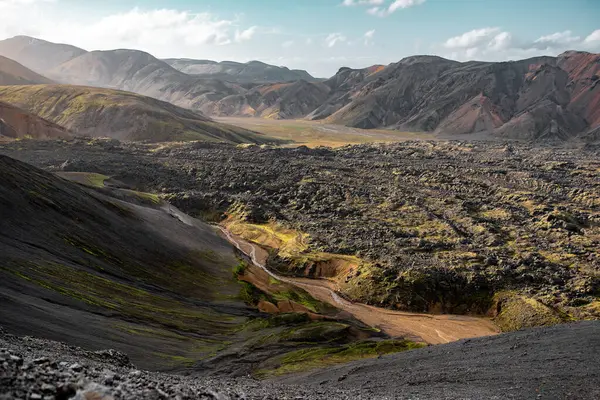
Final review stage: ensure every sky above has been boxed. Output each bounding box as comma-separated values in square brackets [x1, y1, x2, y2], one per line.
[0, 0, 599, 77]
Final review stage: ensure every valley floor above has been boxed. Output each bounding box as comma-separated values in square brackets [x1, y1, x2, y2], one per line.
[215, 117, 429, 147]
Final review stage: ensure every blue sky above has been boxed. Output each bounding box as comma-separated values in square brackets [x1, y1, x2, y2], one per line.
[0, 0, 599, 77]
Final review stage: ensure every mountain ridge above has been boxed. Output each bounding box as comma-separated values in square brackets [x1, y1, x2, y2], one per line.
[0, 35, 598, 141]
[164, 58, 317, 83]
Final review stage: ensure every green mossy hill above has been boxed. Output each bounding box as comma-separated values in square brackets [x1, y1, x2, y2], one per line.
[0, 85, 277, 143]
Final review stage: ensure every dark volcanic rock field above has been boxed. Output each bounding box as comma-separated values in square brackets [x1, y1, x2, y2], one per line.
[1, 139, 598, 325]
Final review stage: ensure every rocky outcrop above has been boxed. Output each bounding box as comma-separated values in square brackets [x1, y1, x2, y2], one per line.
[1, 329, 332, 399]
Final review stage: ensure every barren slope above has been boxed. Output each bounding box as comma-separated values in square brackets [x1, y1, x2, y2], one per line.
[209, 80, 331, 119]
[0, 85, 275, 143]
[0, 101, 70, 139]
[48, 49, 245, 114]
[281, 321, 600, 400]
[314, 53, 598, 141]
[0, 55, 53, 86]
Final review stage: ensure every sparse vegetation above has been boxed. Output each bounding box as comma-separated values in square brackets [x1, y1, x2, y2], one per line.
[256, 339, 426, 378]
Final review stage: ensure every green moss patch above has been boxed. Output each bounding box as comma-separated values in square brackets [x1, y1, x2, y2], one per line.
[256, 339, 425, 378]
[493, 292, 567, 331]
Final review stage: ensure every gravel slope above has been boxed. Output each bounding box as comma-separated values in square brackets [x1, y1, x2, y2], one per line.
[2, 322, 598, 399]
[0, 327, 349, 400]
[280, 321, 600, 399]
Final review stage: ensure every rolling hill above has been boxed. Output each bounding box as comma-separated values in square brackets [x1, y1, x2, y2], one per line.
[0, 101, 70, 139]
[207, 80, 331, 119]
[0, 85, 274, 143]
[47, 48, 246, 113]
[0, 35, 87, 73]
[164, 58, 317, 83]
[0, 55, 53, 85]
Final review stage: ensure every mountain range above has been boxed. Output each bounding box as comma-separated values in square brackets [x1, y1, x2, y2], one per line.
[0, 39, 276, 143]
[0, 35, 598, 141]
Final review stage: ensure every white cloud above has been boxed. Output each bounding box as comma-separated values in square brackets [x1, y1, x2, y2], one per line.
[367, 7, 382, 16]
[0, 6, 262, 50]
[282, 40, 294, 48]
[79, 9, 239, 47]
[444, 27, 501, 49]
[584, 29, 600, 43]
[533, 30, 580, 49]
[366, 0, 425, 16]
[488, 31, 512, 51]
[305, 38, 313, 45]
[388, 0, 426, 13]
[325, 33, 347, 48]
[235, 26, 257, 43]
[342, 0, 384, 6]
[364, 29, 375, 45]
[441, 27, 600, 62]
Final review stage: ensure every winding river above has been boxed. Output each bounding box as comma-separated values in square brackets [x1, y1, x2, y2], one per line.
[216, 225, 500, 345]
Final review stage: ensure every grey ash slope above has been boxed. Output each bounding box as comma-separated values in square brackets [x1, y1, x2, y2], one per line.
[0, 154, 254, 370]
[45, 48, 250, 114]
[282, 321, 600, 400]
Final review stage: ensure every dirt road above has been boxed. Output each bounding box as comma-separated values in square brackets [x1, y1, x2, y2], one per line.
[218, 227, 499, 344]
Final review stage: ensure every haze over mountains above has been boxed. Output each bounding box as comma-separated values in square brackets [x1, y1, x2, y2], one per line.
[0, 34, 598, 142]
[0, 55, 52, 86]
[164, 58, 318, 83]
